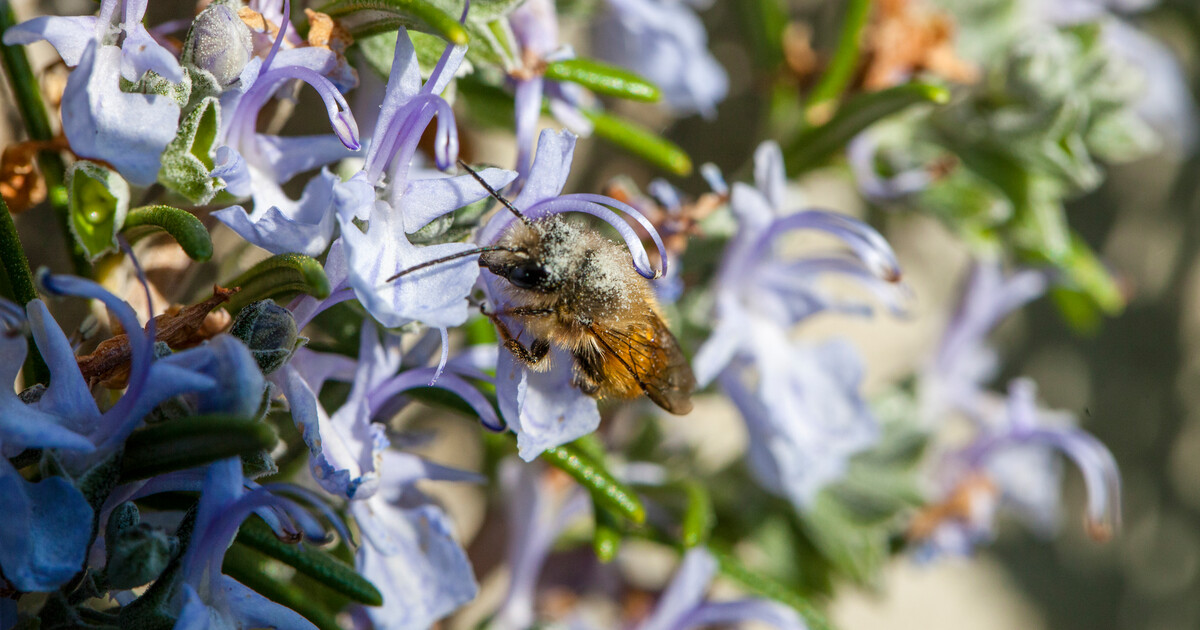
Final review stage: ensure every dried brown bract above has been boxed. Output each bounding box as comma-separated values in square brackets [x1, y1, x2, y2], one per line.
[861, 0, 979, 90]
[0, 137, 68, 213]
[77, 286, 239, 388]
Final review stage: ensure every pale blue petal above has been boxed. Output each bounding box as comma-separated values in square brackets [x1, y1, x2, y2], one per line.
[218, 575, 319, 630]
[399, 168, 517, 233]
[513, 129, 576, 210]
[729, 332, 879, 511]
[681, 600, 808, 630]
[691, 314, 744, 387]
[1, 15, 97, 66]
[333, 171, 377, 223]
[496, 346, 601, 461]
[479, 128, 578, 244]
[637, 548, 717, 630]
[0, 462, 94, 592]
[595, 0, 727, 117]
[212, 145, 252, 197]
[256, 134, 359, 185]
[353, 499, 477, 630]
[341, 209, 481, 328]
[753, 141, 786, 210]
[280, 364, 352, 497]
[173, 584, 221, 630]
[165, 335, 265, 418]
[213, 168, 339, 257]
[119, 26, 184, 82]
[316, 323, 398, 499]
[62, 42, 181, 186]
[366, 27, 421, 167]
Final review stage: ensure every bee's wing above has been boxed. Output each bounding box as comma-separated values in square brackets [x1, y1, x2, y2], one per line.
[587, 311, 696, 415]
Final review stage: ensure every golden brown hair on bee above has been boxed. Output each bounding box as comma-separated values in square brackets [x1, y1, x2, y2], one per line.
[479, 216, 695, 415]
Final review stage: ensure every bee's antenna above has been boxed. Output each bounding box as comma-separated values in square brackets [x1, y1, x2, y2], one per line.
[458, 159, 534, 226]
[386, 246, 521, 282]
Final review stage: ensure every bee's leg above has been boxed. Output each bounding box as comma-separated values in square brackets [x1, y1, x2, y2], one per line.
[571, 347, 604, 398]
[481, 306, 551, 369]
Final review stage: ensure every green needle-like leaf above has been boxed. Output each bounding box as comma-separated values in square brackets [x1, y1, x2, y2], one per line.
[543, 442, 646, 524]
[592, 501, 623, 563]
[583, 108, 693, 176]
[680, 480, 714, 548]
[804, 0, 871, 115]
[222, 253, 332, 314]
[122, 205, 213, 262]
[235, 518, 384, 606]
[223, 547, 344, 630]
[785, 83, 951, 177]
[119, 416, 277, 481]
[0, 195, 48, 384]
[321, 0, 468, 43]
[544, 58, 661, 102]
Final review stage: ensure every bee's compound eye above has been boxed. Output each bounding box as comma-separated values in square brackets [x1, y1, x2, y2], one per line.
[508, 264, 549, 290]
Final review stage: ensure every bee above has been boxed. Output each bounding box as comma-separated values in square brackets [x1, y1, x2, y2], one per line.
[390, 162, 696, 415]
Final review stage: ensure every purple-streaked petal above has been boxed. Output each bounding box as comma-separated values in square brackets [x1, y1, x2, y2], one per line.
[423, 41, 467, 97]
[365, 27, 422, 172]
[62, 42, 181, 186]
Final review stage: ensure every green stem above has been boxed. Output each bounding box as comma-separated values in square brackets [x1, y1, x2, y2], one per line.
[1, 0, 91, 276]
[0, 195, 49, 385]
[804, 0, 872, 118]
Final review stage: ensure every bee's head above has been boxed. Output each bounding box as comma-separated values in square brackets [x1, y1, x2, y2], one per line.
[480, 250, 556, 292]
[481, 218, 585, 293]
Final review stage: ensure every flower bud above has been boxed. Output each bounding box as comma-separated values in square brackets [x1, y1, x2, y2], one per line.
[229, 299, 302, 375]
[104, 503, 178, 589]
[184, 3, 253, 87]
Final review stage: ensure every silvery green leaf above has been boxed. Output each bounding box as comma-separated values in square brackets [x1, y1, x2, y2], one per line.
[159, 96, 224, 204]
[1087, 109, 1161, 162]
